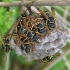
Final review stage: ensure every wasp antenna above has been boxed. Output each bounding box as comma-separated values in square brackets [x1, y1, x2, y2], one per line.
[27, 6, 32, 15]
[36, 7, 48, 19]
[5, 20, 20, 37]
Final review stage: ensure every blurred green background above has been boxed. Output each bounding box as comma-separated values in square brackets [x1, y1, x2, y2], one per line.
[0, 0, 70, 70]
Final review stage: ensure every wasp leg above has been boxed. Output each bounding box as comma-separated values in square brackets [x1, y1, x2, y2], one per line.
[51, 7, 55, 18]
[23, 18, 31, 32]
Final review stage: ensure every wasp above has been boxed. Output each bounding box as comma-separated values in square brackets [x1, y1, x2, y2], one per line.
[2, 33, 12, 52]
[21, 44, 32, 53]
[21, 43, 36, 53]
[46, 8, 56, 30]
[1, 13, 27, 52]
[41, 55, 55, 62]
[36, 7, 56, 31]
[1, 20, 19, 52]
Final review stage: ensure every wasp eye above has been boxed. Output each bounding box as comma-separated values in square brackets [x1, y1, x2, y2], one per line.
[21, 13, 27, 17]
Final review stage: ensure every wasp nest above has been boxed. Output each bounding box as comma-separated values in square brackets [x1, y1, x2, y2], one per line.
[2, 7, 69, 61]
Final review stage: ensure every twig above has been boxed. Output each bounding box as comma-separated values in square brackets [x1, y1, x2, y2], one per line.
[5, 53, 10, 70]
[0, 1, 21, 7]
[0, 0, 70, 7]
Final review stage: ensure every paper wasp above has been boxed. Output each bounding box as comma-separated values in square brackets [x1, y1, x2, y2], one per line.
[36, 7, 56, 31]
[1, 13, 27, 52]
[41, 55, 55, 62]
[1, 20, 20, 52]
[21, 43, 36, 53]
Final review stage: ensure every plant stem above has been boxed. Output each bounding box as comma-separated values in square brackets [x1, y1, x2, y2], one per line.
[5, 53, 10, 70]
[0, 0, 70, 7]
